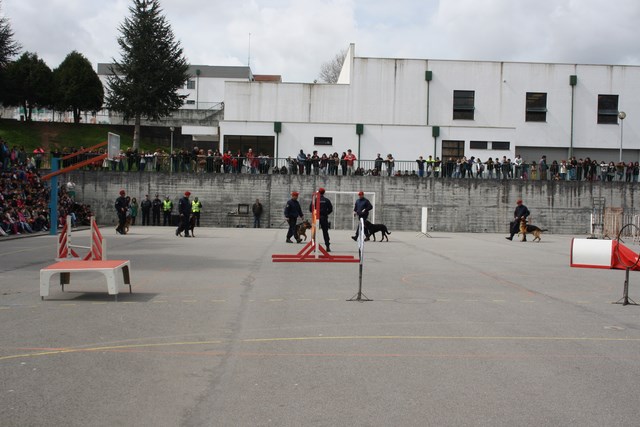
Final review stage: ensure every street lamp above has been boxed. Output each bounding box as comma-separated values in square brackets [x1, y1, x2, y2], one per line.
[170, 126, 175, 174]
[618, 112, 626, 163]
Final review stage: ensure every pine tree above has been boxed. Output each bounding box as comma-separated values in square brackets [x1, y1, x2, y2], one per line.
[106, 0, 189, 149]
[0, 0, 20, 69]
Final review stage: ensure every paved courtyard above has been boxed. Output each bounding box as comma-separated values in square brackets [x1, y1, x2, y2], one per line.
[2, 226, 640, 426]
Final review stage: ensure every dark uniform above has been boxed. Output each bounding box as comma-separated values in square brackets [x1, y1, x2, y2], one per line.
[309, 188, 333, 251]
[284, 191, 304, 243]
[141, 195, 152, 226]
[115, 190, 128, 235]
[176, 191, 192, 237]
[507, 199, 530, 241]
[252, 199, 263, 228]
[152, 194, 162, 226]
[353, 191, 373, 240]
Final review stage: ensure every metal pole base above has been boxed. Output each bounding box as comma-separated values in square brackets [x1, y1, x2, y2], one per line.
[347, 292, 372, 302]
[613, 296, 638, 306]
[416, 232, 432, 238]
[613, 268, 638, 306]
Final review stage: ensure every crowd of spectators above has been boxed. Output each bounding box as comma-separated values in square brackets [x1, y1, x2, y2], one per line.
[1, 138, 93, 237]
[52, 144, 640, 183]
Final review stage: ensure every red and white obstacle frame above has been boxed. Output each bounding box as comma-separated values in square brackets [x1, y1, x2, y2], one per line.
[272, 189, 371, 301]
[57, 216, 106, 261]
[571, 224, 640, 305]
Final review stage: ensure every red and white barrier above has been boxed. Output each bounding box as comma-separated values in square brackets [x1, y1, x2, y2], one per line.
[570, 238, 640, 271]
[56, 216, 106, 261]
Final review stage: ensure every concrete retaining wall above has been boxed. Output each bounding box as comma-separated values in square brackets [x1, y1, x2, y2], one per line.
[66, 171, 639, 234]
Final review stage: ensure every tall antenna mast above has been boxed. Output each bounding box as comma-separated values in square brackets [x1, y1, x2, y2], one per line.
[248, 33, 251, 67]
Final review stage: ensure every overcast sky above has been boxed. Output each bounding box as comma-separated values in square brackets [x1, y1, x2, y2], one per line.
[4, 0, 640, 83]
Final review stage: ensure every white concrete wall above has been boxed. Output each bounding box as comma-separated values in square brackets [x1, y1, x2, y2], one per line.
[222, 56, 640, 162]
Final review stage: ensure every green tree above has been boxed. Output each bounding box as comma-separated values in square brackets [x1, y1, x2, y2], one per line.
[3, 52, 53, 121]
[106, 0, 189, 149]
[0, 0, 20, 68]
[53, 51, 104, 124]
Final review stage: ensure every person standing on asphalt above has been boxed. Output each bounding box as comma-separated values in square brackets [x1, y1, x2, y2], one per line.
[284, 191, 303, 243]
[140, 194, 152, 226]
[310, 188, 333, 252]
[176, 191, 192, 237]
[151, 194, 162, 226]
[162, 195, 173, 226]
[252, 198, 263, 228]
[115, 189, 128, 235]
[506, 199, 530, 241]
[352, 191, 373, 241]
[191, 196, 202, 227]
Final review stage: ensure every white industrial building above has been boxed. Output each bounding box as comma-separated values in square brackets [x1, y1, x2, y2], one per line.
[220, 44, 640, 164]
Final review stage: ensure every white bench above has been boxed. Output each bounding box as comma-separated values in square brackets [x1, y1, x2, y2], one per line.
[40, 260, 132, 301]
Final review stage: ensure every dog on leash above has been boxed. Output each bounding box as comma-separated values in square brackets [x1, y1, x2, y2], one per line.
[518, 218, 547, 242]
[177, 215, 197, 237]
[364, 220, 391, 242]
[296, 220, 312, 241]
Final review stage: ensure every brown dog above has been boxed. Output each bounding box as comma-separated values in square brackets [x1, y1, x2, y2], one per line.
[296, 220, 312, 241]
[518, 218, 547, 242]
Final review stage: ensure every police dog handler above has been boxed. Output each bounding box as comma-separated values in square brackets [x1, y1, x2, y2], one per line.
[506, 199, 530, 241]
[309, 187, 333, 252]
[284, 191, 304, 243]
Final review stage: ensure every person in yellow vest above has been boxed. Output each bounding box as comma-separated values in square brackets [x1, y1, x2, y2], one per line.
[162, 195, 173, 226]
[191, 196, 203, 227]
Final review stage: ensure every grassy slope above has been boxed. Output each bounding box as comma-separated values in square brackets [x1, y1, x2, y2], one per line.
[0, 119, 156, 152]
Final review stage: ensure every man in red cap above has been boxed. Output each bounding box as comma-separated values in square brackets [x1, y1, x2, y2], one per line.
[309, 188, 333, 251]
[176, 191, 193, 237]
[352, 191, 373, 241]
[115, 189, 128, 235]
[284, 191, 304, 243]
[506, 199, 530, 241]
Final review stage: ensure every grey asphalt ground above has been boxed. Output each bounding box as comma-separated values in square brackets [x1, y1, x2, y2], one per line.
[2, 225, 640, 427]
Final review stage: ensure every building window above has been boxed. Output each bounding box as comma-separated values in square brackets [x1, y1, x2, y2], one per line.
[470, 141, 488, 149]
[314, 137, 333, 146]
[526, 92, 547, 122]
[491, 141, 510, 150]
[186, 100, 195, 105]
[442, 140, 465, 159]
[453, 90, 475, 120]
[598, 94, 619, 124]
[186, 79, 196, 90]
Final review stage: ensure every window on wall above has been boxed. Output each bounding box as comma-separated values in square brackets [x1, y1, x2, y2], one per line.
[491, 141, 510, 150]
[442, 140, 465, 159]
[453, 90, 475, 120]
[470, 141, 488, 149]
[526, 92, 547, 122]
[186, 79, 196, 90]
[598, 94, 619, 124]
[314, 137, 333, 146]
[185, 100, 195, 105]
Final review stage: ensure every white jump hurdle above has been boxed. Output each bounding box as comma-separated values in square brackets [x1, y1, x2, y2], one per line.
[40, 260, 132, 301]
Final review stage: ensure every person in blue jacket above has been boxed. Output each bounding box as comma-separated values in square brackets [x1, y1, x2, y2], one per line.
[284, 191, 304, 243]
[352, 191, 373, 241]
